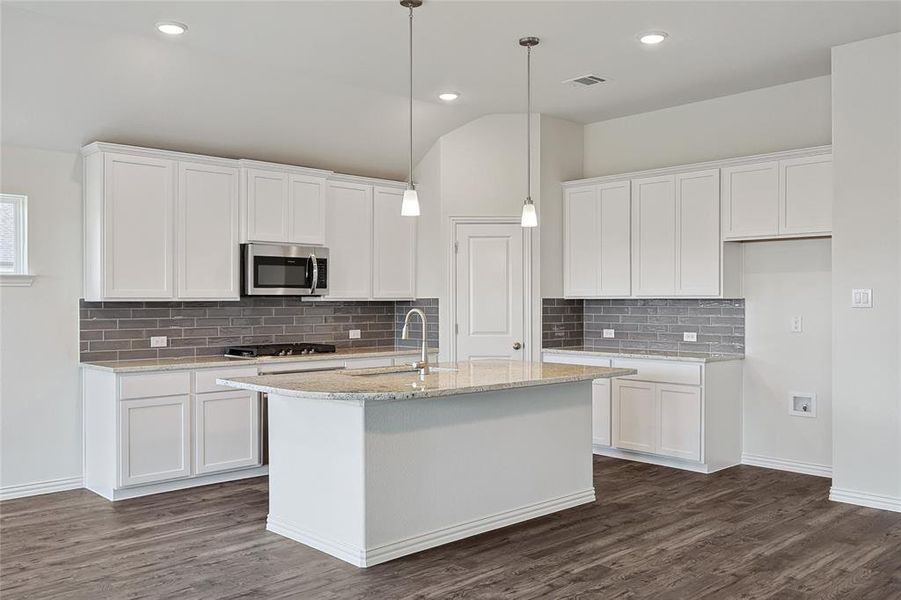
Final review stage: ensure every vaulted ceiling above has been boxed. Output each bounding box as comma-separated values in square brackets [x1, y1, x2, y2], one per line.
[3, 1, 899, 179]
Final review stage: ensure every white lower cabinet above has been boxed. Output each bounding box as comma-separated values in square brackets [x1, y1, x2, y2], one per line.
[612, 379, 656, 453]
[120, 395, 192, 487]
[194, 390, 261, 475]
[656, 384, 702, 461]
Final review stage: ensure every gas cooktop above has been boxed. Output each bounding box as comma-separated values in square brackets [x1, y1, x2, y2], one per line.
[224, 343, 337, 358]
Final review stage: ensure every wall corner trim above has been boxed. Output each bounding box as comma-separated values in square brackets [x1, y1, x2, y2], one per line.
[0, 476, 84, 501]
[829, 487, 901, 513]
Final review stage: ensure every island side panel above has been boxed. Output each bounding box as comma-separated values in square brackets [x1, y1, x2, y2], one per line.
[265, 393, 368, 566]
[362, 380, 595, 565]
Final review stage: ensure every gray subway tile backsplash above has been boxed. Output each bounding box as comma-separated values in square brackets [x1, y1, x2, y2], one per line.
[80, 297, 439, 362]
[542, 298, 744, 357]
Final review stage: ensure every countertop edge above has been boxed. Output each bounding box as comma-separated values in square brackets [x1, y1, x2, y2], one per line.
[80, 348, 438, 373]
[542, 347, 745, 363]
[216, 367, 637, 403]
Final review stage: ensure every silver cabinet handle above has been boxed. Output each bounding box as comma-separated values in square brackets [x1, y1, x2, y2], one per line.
[309, 252, 318, 295]
[512, 342, 522, 350]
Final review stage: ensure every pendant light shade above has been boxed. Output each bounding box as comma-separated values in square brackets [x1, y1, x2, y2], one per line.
[520, 36, 539, 228]
[400, 0, 422, 217]
[401, 189, 421, 216]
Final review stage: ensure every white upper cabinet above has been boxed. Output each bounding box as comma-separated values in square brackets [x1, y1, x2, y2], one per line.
[675, 169, 720, 296]
[722, 150, 832, 240]
[244, 168, 289, 243]
[326, 180, 373, 299]
[289, 174, 327, 245]
[372, 186, 416, 299]
[177, 161, 239, 300]
[563, 181, 630, 297]
[721, 161, 779, 239]
[241, 162, 329, 245]
[84, 150, 177, 300]
[779, 154, 833, 236]
[83, 144, 242, 301]
[632, 175, 677, 296]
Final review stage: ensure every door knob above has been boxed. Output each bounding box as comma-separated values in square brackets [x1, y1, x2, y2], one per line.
[512, 342, 522, 350]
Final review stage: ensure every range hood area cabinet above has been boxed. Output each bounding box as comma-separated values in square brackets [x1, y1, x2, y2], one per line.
[562, 145, 831, 299]
[239, 160, 330, 246]
[82, 143, 240, 302]
[324, 176, 416, 300]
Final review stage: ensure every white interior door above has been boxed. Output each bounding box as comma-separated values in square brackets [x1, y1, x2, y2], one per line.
[454, 222, 526, 361]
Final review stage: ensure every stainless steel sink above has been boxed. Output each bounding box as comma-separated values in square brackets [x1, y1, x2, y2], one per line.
[341, 365, 458, 377]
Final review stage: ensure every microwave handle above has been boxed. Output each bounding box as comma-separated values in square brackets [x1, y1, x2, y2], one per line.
[309, 252, 318, 295]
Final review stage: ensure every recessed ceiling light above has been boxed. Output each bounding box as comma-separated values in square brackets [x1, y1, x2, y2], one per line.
[638, 31, 668, 45]
[438, 92, 460, 102]
[156, 21, 187, 36]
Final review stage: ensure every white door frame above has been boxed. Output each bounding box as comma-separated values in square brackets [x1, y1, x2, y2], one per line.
[446, 216, 534, 363]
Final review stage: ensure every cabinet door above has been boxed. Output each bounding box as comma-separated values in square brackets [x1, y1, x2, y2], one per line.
[612, 379, 656, 453]
[779, 155, 832, 236]
[592, 379, 612, 447]
[721, 161, 779, 239]
[326, 181, 373, 298]
[245, 168, 289, 243]
[194, 390, 261, 474]
[598, 182, 632, 296]
[119, 395, 191, 487]
[676, 169, 720, 296]
[563, 186, 600, 297]
[177, 162, 239, 300]
[656, 384, 702, 461]
[372, 186, 416, 299]
[103, 153, 175, 299]
[632, 175, 676, 296]
[289, 174, 327, 245]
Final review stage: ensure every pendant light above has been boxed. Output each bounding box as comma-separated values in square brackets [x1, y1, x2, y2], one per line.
[520, 36, 539, 228]
[400, 0, 422, 217]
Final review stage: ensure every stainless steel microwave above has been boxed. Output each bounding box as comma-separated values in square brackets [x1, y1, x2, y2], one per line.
[241, 243, 328, 296]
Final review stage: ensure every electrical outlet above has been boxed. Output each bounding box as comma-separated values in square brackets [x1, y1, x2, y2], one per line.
[150, 336, 167, 348]
[851, 288, 873, 308]
[683, 331, 697, 342]
[348, 329, 361, 339]
[791, 316, 803, 333]
[602, 329, 615, 339]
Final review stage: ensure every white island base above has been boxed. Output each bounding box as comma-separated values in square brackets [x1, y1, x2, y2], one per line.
[266, 381, 595, 567]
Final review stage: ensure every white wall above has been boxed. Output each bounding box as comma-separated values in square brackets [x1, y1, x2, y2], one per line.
[830, 33, 901, 509]
[539, 116, 583, 299]
[741, 239, 832, 473]
[412, 140, 442, 298]
[583, 76, 832, 178]
[0, 146, 83, 494]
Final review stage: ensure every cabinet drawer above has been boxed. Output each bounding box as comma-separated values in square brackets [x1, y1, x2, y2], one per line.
[195, 366, 259, 394]
[119, 371, 191, 400]
[611, 359, 701, 386]
[542, 353, 612, 367]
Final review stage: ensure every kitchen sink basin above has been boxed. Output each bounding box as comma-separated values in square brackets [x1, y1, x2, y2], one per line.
[341, 365, 458, 377]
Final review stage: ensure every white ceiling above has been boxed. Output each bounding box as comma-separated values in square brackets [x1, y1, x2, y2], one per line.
[2, 1, 899, 180]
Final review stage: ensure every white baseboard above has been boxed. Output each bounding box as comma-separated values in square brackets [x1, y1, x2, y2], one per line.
[830, 487, 901, 513]
[741, 453, 832, 478]
[0, 476, 84, 501]
[593, 445, 727, 474]
[89, 466, 269, 501]
[268, 487, 596, 568]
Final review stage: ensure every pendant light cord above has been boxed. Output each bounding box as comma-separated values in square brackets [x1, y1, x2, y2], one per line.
[526, 43, 531, 203]
[408, 5, 414, 190]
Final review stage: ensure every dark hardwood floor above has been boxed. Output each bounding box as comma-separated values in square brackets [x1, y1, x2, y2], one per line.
[2, 457, 900, 600]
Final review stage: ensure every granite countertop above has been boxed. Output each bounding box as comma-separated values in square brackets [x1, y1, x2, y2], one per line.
[80, 347, 438, 373]
[216, 360, 636, 403]
[542, 346, 745, 363]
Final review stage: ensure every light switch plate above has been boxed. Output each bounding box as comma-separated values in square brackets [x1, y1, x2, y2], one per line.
[683, 331, 697, 342]
[349, 329, 361, 339]
[150, 336, 167, 348]
[602, 329, 615, 339]
[851, 288, 873, 308]
[791, 316, 803, 333]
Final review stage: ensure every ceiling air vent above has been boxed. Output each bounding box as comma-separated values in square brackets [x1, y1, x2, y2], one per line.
[564, 74, 607, 87]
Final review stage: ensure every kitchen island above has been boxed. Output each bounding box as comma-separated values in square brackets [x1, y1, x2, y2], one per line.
[218, 360, 635, 567]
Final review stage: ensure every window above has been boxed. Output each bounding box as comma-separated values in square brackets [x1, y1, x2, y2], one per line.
[0, 194, 31, 284]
